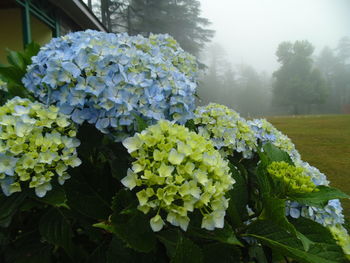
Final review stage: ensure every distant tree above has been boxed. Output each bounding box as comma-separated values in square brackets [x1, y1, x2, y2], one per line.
[233, 65, 271, 116]
[272, 40, 327, 114]
[316, 38, 350, 113]
[198, 43, 273, 116]
[198, 43, 228, 104]
[336, 36, 350, 64]
[107, 0, 214, 55]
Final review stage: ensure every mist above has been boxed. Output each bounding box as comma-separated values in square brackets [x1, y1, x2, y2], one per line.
[199, 0, 349, 73]
[197, 0, 350, 117]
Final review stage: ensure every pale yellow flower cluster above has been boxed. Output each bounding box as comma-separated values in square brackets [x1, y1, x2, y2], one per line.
[121, 120, 235, 232]
[0, 97, 81, 197]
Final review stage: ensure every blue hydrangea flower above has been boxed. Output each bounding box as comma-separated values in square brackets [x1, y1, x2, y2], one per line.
[23, 30, 198, 140]
[248, 118, 300, 161]
[194, 103, 257, 158]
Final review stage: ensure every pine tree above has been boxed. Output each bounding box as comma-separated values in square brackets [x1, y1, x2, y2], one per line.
[109, 0, 214, 55]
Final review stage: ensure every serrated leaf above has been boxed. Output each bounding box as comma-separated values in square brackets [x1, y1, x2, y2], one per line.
[111, 188, 137, 213]
[289, 185, 349, 207]
[249, 245, 268, 263]
[157, 229, 179, 259]
[111, 209, 156, 252]
[188, 222, 243, 247]
[255, 163, 272, 197]
[227, 164, 249, 227]
[0, 192, 27, 227]
[171, 235, 203, 263]
[246, 220, 347, 263]
[65, 176, 112, 220]
[37, 185, 67, 207]
[202, 243, 241, 263]
[39, 208, 74, 258]
[260, 197, 312, 251]
[261, 143, 293, 165]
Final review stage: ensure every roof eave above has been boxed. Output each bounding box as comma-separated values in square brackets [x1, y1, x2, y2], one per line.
[49, 0, 108, 32]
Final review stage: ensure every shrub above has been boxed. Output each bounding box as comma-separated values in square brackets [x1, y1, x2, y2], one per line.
[0, 31, 349, 263]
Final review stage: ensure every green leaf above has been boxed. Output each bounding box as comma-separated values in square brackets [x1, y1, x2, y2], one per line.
[0, 65, 23, 85]
[107, 237, 160, 263]
[202, 243, 241, 263]
[260, 197, 312, 251]
[0, 192, 27, 227]
[226, 163, 249, 227]
[185, 119, 196, 132]
[255, 163, 272, 197]
[111, 209, 156, 252]
[132, 113, 149, 132]
[6, 49, 26, 72]
[157, 229, 179, 259]
[23, 42, 40, 64]
[246, 220, 347, 263]
[171, 235, 203, 263]
[65, 176, 112, 220]
[39, 208, 75, 258]
[107, 237, 135, 263]
[86, 242, 107, 263]
[111, 190, 156, 253]
[261, 142, 293, 165]
[7, 244, 52, 263]
[188, 222, 243, 247]
[36, 185, 67, 207]
[289, 185, 350, 207]
[249, 245, 269, 263]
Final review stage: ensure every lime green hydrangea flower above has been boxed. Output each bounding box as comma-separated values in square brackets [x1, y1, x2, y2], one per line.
[267, 161, 318, 195]
[121, 120, 235, 232]
[194, 103, 257, 158]
[0, 97, 81, 197]
[329, 224, 350, 259]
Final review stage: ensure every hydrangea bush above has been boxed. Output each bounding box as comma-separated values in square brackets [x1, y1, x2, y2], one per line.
[0, 31, 349, 263]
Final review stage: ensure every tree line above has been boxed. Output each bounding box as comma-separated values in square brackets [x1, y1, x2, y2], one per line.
[92, 0, 214, 56]
[199, 37, 350, 117]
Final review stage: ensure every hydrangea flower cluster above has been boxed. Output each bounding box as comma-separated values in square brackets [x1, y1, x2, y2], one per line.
[23, 30, 198, 140]
[286, 199, 345, 226]
[267, 161, 318, 195]
[329, 224, 350, 259]
[121, 120, 235, 232]
[248, 118, 345, 227]
[248, 118, 300, 161]
[194, 103, 257, 158]
[0, 97, 81, 197]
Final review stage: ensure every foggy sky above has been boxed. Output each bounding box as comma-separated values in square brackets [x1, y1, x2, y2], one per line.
[199, 0, 350, 73]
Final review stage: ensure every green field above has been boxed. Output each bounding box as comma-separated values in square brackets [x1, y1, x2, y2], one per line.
[268, 114, 350, 218]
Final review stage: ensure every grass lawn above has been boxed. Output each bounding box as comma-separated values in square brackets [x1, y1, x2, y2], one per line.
[267, 114, 350, 218]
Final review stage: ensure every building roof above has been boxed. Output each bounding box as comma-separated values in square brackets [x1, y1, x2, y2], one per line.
[48, 0, 108, 32]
